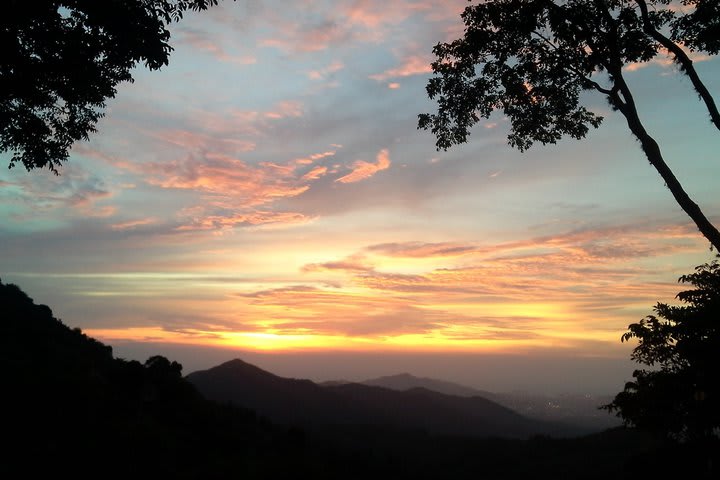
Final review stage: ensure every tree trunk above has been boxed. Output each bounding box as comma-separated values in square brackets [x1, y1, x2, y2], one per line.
[610, 72, 720, 251]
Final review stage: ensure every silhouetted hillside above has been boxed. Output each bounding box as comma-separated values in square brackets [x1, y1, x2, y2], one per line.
[0, 280, 311, 479]
[188, 359, 580, 438]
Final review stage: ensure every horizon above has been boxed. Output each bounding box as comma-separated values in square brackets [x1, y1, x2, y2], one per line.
[2, 0, 720, 397]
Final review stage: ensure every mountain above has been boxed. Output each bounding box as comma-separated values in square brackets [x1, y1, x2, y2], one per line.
[186, 358, 354, 426]
[187, 359, 579, 438]
[360, 372, 494, 398]
[357, 373, 620, 431]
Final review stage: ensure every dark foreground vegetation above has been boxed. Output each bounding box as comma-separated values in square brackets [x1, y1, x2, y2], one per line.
[1, 278, 715, 479]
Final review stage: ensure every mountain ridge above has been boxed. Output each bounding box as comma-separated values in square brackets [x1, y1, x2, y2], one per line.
[352, 372, 619, 430]
[187, 358, 583, 438]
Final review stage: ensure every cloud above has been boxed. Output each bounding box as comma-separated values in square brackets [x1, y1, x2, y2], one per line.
[264, 100, 303, 119]
[150, 129, 257, 154]
[625, 45, 711, 72]
[177, 26, 257, 64]
[0, 164, 115, 220]
[302, 255, 373, 273]
[260, 20, 352, 53]
[111, 217, 158, 231]
[307, 60, 344, 80]
[301, 166, 329, 181]
[336, 149, 391, 183]
[369, 55, 432, 81]
[176, 210, 312, 231]
[339, 0, 435, 29]
[294, 222, 705, 327]
[367, 241, 477, 258]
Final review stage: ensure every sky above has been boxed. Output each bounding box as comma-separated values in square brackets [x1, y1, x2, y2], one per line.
[2, 0, 719, 394]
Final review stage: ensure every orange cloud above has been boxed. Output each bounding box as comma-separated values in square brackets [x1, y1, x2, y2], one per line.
[294, 150, 338, 165]
[302, 255, 373, 273]
[336, 149, 391, 184]
[369, 55, 432, 81]
[301, 166, 328, 181]
[114, 146, 339, 231]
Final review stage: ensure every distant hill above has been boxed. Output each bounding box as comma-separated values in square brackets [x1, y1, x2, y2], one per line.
[360, 372, 495, 398]
[187, 359, 580, 438]
[355, 373, 619, 431]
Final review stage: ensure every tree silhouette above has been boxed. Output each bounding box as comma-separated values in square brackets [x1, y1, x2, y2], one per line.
[605, 261, 720, 447]
[1, 0, 227, 173]
[418, 0, 720, 251]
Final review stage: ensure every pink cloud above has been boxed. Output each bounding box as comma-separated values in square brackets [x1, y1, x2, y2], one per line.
[177, 26, 257, 64]
[294, 150, 338, 165]
[264, 100, 303, 119]
[336, 149, 391, 184]
[340, 0, 434, 29]
[151, 129, 257, 154]
[302, 166, 328, 181]
[111, 217, 158, 231]
[625, 45, 710, 72]
[307, 60, 344, 80]
[112, 142, 344, 231]
[369, 54, 432, 81]
[260, 21, 351, 53]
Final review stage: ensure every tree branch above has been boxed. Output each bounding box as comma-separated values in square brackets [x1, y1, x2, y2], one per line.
[531, 29, 614, 95]
[635, 0, 720, 131]
[611, 66, 720, 251]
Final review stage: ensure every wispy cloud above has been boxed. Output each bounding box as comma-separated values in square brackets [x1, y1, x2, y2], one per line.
[367, 241, 477, 257]
[260, 20, 352, 53]
[336, 149, 391, 183]
[111, 217, 158, 231]
[177, 26, 257, 64]
[369, 55, 432, 81]
[625, 45, 711, 72]
[307, 60, 344, 80]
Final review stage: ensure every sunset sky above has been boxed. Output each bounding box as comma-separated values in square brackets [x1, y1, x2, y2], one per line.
[2, 0, 719, 393]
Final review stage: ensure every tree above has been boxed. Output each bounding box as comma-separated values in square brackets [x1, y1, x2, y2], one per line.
[604, 261, 719, 467]
[1, 0, 226, 173]
[418, 0, 720, 251]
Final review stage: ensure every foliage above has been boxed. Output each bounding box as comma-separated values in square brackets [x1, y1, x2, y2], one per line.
[0, 0, 223, 172]
[605, 261, 720, 444]
[673, 0, 720, 54]
[418, 0, 717, 150]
